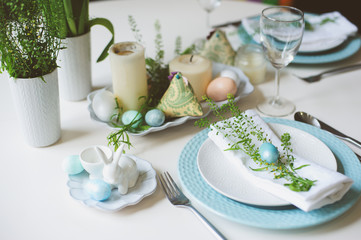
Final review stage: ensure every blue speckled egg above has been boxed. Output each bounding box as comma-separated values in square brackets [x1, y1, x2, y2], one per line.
[84, 179, 112, 201]
[145, 109, 165, 127]
[62, 155, 84, 175]
[121, 110, 143, 128]
[259, 142, 279, 164]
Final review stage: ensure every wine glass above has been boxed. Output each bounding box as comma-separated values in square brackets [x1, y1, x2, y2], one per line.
[197, 0, 222, 29]
[257, 6, 304, 117]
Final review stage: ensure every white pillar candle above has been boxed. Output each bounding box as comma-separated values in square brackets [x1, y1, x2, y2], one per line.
[109, 42, 148, 111]
[169, 54, 212, 101]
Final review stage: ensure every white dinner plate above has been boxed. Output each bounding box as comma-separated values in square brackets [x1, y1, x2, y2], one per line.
[197, 123, 337, 207]
[298, 37, 345, 53]
[238, 14, 349, 54]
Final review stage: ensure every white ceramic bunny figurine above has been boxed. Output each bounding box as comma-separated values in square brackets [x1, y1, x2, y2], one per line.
[95, 144, 139, 195]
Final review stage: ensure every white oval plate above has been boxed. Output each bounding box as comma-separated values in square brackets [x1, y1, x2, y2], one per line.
[67, 155, 157, 212]
[299, 37, 345, 53]
[197, 123, 337, 207]
[87, 62, 254, 136]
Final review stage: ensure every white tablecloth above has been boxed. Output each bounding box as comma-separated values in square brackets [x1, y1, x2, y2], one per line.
[1, 1, 361, 239]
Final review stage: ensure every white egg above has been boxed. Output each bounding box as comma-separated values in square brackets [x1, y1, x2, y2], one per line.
[219, 69, 241, 88]
[92, 90, 117, 122]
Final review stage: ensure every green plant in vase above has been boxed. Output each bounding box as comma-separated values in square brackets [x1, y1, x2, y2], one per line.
[61, 0, 114, 61]
[0, 0, 65, 79]
[0, 0, 66, 147]
[58, 0, 115, 101]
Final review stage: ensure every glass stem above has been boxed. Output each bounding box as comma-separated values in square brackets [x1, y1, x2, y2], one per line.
[273, 68, 281, 104]
[206, 11, 210, 29]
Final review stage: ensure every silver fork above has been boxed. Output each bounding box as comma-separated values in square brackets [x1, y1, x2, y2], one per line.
[158, 172, 227, 240]
[295, 63, 361, 83]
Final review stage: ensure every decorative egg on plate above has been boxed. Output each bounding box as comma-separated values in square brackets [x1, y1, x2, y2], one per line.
[206, 76, 237, 101]
[259, 142, 279, 164]
[62, 155, 84, 175]
[122, 110, 143, 128]
[145, 109, 165, 127]
[219, 69, 241, 88]
[84, 179, 112, 201]
[92, 90, 117, 122]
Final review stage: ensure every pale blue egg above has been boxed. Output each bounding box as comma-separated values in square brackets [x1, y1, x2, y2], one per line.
[84, 179, 112, 201]
[121, 110, 142, 128]
[62, 155, 84, 175]
[145, 109, 165, 127]
[259, 142, 279, 164]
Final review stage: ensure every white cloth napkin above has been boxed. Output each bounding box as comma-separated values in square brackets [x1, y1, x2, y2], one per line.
[208, 109, 353, 212]
[242, 11, 358, 52]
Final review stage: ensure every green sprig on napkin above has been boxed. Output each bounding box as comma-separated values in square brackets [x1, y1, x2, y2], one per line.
[196, 95, 316, 192]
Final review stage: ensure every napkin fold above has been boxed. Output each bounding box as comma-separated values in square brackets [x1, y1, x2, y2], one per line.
[208, 109, 353, 212]
[242, 11, 358, 52]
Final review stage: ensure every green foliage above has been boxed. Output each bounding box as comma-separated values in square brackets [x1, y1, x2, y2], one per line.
[195, 95, 316, 192]
[107, 97, 151, 151]
[62, 0, 89, 37]
[305, 16, 338, 31]
[62, 0, 114, 62]
[128, 16, 170, 108]
[128, 15, 197, 108]
[0, 0, 66, 78]
[107, 16, 198, 151]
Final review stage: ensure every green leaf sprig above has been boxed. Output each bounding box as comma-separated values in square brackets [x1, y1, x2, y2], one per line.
[62, 0, 114, 62]
[195, 95, 316, 192]
[0, 0, 65, 79]
[305, 16, 338, 31]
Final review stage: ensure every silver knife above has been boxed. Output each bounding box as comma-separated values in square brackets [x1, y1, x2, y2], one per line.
[318, 119, 361, 150]
[294, 111, 361, 161]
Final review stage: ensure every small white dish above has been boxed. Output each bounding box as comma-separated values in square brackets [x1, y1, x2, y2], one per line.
[87, 62, 254, 136]
[197, 123, 337, 207]
[79, 145, 112, 180]
[67, 154, 157, 212]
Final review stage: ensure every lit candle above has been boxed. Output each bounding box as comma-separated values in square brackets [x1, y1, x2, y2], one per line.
[169, 54, 212, 101]
[109, 42, 148, 111]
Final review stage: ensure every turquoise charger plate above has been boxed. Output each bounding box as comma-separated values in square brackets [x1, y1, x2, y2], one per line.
[178, 118, 361, 229]
[238, 25, 361, 64]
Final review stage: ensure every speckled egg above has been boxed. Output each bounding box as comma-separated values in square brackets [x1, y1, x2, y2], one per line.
[92, 90, 117, 122]
[84, 179, 112, 201]
[145, 109, 165, 127]
[62, 155, 84, 175]
[259, 142, 279, 164]
[206, 77, 237, 101]
[122, 110, 143, 128]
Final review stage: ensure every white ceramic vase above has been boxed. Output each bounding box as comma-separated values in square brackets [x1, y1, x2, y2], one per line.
[9, 70, 61, 147]
[57, 32, 92, 101]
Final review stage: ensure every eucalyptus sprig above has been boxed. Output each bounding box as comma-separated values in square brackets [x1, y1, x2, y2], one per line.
[195, 95, 316, 192]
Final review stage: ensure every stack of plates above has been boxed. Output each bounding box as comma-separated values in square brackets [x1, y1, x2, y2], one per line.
[178, 118, 361, 229]
[238, 21, 361, 64]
